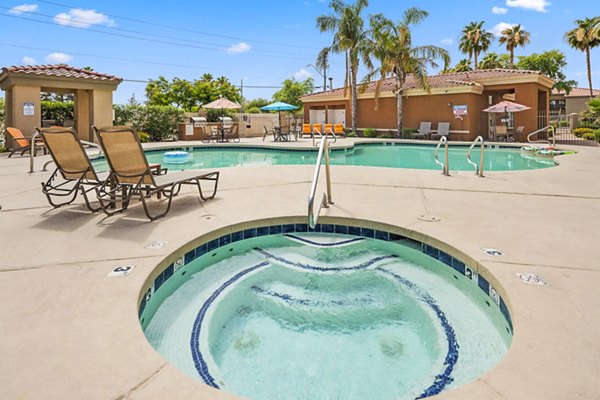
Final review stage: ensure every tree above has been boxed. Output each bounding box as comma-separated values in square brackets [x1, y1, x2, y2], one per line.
[515, 50, 577, 93]
[243, 98, 270, 112]
[365, 8, 450, 134]
[498, 24, 531, 68]
[447, 59, 472, 73]
[478, 52, 509, 69]
[317, 0, 371, 133]
[565, 17, 600, 98]
[272, 78, 315, 108]
[145, 75, 241, 111]
[459, 21, 493, 70]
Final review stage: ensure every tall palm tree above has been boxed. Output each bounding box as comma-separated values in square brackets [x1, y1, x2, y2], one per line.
[365, 8, 450, 134]
[498, 24, 531, 68]
[459, 21, 493, 70]
[448, 59, 473, 73]
[317, 0, 370, 133]
[478, 52, 509, 69]
[565, 17, 600, 98]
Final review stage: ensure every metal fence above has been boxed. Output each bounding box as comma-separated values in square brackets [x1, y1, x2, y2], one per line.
[544, 111, 600, 146]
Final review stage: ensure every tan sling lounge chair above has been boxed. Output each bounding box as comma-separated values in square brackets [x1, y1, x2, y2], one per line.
[92, 125, 219, 221]
[36, 126, 107, 211]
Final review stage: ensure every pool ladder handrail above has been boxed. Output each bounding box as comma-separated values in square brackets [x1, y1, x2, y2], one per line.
[308, 135, 334, 228]
[527, 125, 555, 147]
[434, 136, 450, 176]
[467, 136, 485, 177]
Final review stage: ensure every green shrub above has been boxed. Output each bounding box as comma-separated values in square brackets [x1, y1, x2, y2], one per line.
[401, 128, 418, 139]
[346, 131, 358, 137]
[138, 131, 150, 143]
[114, 103, 183, 142]
[0, 145, 7, 153]
[41, 101, 74, 124]
[594, 129, 600, 143]
[379, 133, 395, 139]
[582, 132, 596, 140]
[559, 120, 569, 127]
[245, 107, 261, 114]
[573, 127, 594, 138]
[363, 128, 377, 138]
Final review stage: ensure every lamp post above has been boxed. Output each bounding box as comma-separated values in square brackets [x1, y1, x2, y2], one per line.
[306, 64, 327, 92]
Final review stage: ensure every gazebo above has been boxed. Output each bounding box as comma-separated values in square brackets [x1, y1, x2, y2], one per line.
[0, 65, 122, 143]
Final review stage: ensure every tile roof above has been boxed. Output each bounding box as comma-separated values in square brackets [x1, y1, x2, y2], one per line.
[1, 64, 122, 82]
[551, 87, 600, 97]
[303, 68, 545, 99]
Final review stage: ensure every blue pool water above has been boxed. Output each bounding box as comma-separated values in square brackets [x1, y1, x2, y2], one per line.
[142, 233, 512, 400]
[93, 143, 555, 171]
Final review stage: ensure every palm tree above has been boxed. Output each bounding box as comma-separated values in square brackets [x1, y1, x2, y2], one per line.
[478, 52, 509, 69]
[459, 21, 493, 70]
[317, 0, 370, 133]
[565, 17, 600, 98]
[365, 8, 450, 135]
[448, 59, 473, 73]
[498, 24, 531, 68]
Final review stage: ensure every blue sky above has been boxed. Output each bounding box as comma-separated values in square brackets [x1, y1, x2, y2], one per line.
[1, 0, 598, 104]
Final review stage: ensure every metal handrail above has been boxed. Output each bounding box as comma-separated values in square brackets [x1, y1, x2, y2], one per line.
[29, 131, 41, 173]
[527, 125, 555, 146]
[433, 136, 450, 176]
[466, 136, 485, 177]
[308, 135, 334, 228]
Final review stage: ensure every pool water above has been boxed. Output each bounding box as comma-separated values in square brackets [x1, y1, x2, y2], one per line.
[142, 233, 512, 400]
[93, 143, 555, 171]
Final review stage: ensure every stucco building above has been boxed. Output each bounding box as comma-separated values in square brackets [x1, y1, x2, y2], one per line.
[301, 69, 554, 142]
[550, 87, 599, 117]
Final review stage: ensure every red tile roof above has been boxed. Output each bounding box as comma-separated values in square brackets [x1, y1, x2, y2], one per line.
[551, 87, 600, 97]
[1, 64, 122, 82]
[303, 68, 545, 99]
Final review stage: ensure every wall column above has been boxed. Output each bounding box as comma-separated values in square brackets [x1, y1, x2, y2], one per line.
[74, 89, 91, 141]
[89, 89, 114, 142]
[9, 85, 40, 136]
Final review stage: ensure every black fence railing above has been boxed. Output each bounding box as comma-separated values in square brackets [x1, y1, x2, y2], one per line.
[545, 111, 599, 146]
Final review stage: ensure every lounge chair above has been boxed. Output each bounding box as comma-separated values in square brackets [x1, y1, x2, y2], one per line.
[35, 126, 106, 211]
[92, 125, 219, 221]
[333, 124, 346, 137]
[6, 127, 46, 158]
[431, 122, 450, 140]
[226, 123, 240, 142]
[301, 124, 312, 138]
[312, 124, 323, 137]
[412, 122, 431, 139]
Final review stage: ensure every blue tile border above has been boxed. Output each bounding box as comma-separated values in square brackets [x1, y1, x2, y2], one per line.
[141, 222, 513, 335]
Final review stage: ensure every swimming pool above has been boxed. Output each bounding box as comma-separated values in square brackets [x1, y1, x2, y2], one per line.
[140, 223, 512, 400]
[93, 143, 555, 171]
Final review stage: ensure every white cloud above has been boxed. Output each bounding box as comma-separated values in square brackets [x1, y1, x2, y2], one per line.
[506, 0, 550, 12]
[53, 9, 115, 28]
[492, 6, 508, 14]
[293, 68, 312, 80]
[8, 4, 38, 14]
[21, 56, 36, 64]
[491, 22, 514, 37]
[45, 52, 72, 64]
[441, 38, 453, 45]
[226, 42, 251, 55]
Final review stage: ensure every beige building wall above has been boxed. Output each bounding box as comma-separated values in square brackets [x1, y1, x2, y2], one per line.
[7, 85, 41, 136]
[88, 89, 114, 142]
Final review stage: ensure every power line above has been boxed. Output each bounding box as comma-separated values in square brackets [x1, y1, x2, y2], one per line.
[35, 0, 319, 51]
[0, 12, 313, 61]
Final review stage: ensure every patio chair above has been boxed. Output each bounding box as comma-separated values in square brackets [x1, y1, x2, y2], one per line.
[301, 124, 312, 138]
[6, 127, 46, 158]
[412, 122, 431, 139]
[488, 126, 497, 141]
[333, 124, 346, 137]
[226, 123, 240, 142]
[262, 125, 275, 142]
[92, 125, 219, 221]
[495, 125, 508, 141]
[35, 126, 107, 212]
[512, 126, 524, 142]
[198, 125, 214, 143]
[431, 122, 450, 140]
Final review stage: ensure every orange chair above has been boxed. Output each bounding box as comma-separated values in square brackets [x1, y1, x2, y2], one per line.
[6, 127, 46, 158]
[324, 123, 333, 136]
[333, 124, 346, 137]
[312, 124, 323, 137]
[301, 124, 312, 138]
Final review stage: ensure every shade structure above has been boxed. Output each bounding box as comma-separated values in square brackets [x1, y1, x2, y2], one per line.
[203, 97, 241, 110]
[483, 101, 530, 113]
[260, 101, 298, 112]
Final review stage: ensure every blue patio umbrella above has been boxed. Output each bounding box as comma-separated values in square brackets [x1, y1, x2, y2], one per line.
[260, 102, 299, 126]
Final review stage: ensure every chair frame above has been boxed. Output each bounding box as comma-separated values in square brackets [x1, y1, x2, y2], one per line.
[36, 127, 105, 212]
[93, 125, 219, 221]
[6, 127, 46, 158]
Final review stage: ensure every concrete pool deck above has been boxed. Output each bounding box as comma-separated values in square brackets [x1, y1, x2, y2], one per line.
[1, 137, 599, 400]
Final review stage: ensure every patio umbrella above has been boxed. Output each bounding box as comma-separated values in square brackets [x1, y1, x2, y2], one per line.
[483, 100, 530, 113]
[203, 97, 241, 141]
[260, 101, 298, 126]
